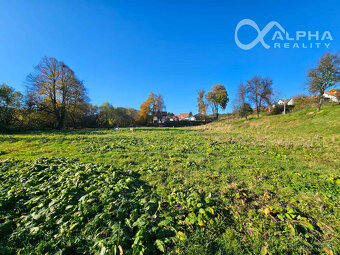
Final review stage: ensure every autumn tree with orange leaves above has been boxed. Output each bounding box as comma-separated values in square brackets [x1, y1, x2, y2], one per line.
[138, 92, 165, 125]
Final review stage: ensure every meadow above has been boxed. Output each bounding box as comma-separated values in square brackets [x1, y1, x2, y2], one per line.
[0, 105, 339, 254]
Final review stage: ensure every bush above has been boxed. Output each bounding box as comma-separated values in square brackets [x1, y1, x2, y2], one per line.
[271, 104, 293, 115]
[291, 96, 318, 111]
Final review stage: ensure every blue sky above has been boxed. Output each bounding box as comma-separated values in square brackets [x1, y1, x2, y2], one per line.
[0, 0, 339, 114]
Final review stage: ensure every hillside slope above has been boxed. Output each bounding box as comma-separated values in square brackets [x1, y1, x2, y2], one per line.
[203, 105, 339, 137]
[198, 105, 339, 152]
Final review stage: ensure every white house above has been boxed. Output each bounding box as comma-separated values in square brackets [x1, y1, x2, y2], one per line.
[277, 99, 289, 105]
[287, 98, 294, 106]
[152, 111, 167, 124]
[323, 92, 339, 103]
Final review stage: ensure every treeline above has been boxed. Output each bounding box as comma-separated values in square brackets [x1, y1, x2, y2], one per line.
[1, 52, 339, 131]
[196, 52, 339, 121]
[196, 78, 274, 121]
[0, 57, 139, 131]
[234, 75, 275, 119]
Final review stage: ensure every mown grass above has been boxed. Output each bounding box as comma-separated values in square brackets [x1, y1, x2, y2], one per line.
[0, 105, 339, 254]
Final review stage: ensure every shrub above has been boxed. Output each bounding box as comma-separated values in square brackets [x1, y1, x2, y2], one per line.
[270, 104, 293, 115]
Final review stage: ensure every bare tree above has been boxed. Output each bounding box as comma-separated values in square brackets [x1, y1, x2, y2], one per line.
[307, 52, 340, 111]
[27, 57, 87, 129]
[236, 83, 251, 120]
[153, 93, 165, 121]
[263, 87, 278, 112]
[246, 76, 273, 118]
[238, 83, 247, 105]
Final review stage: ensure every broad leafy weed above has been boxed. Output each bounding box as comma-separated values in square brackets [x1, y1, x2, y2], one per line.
[0, 109, 339, 254]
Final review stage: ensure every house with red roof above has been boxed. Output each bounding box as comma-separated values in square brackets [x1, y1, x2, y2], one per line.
[323, 91, 340, 103]
[173, 113, 189, 121]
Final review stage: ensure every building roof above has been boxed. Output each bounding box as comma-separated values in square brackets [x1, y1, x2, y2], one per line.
[325, 92, 340, 97]
[278, 99, 289, 103]
[176, 113, 190, 119]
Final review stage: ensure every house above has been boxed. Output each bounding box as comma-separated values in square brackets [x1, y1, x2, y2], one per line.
[323, 91, 340, 103]
[152, 111, 167, 124]
[277, 99, 289, 105]
[287, 98, 294, 106]
[172, 113, 197, 121]
[175, 113, 190, 121]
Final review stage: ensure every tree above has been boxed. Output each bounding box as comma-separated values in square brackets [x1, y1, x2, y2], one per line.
[112, 107, 138, 127]
[206, 84, 229, 119]
[246, 76, 273, 118]
[19, 92, 54, 129]
[138, 92, 165, 125]
[98, 102, 115, 128]
[0, 83, 22, 130]
[238, 83, 247, 105]
[263, 87, 278, 112]
[138, 93, 153, 125]
[98, 103, 137, 127]
[307, 52, 340, 111]
[236, 83, 252, 120]
[239, 103, 253, 119]
[66, 102, 98, 128]
[329, 88, 340, 93]
[197, 89, 207, 122]
[152, 93, 165, 121]
[27, 56, 88, 129]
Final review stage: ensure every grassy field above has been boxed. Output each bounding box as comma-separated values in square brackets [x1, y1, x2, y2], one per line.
[1, 105, 339, 254]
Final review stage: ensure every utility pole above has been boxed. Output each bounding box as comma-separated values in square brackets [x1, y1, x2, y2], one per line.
[283, 96, 286, 114]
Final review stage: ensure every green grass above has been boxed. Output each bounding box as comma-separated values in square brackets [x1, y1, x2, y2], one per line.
[202, 104, 340, 145]
[1, 105, 339, 254]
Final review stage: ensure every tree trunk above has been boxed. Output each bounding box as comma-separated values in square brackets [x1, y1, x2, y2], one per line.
[256, 106, 260, 118]
[57, 118, 63, 129]
[210, 104, 216, 120]
[56, 107, 66, 129]
[215, 105, 219, 120]
[72, 118, 77, 129]
[318, 96, 323, 111]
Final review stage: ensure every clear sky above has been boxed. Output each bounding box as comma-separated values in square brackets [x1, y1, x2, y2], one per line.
[0, 0, 339, 114]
